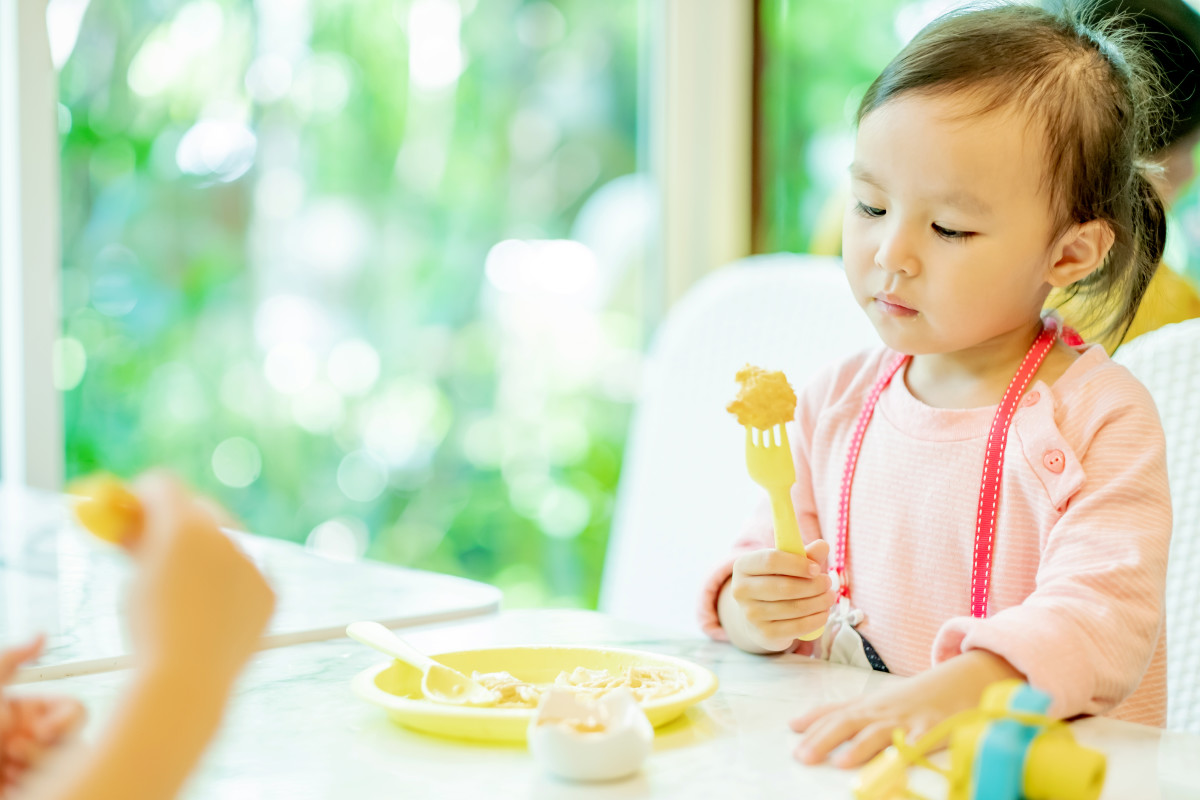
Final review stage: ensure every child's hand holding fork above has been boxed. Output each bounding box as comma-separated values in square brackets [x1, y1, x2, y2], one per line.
[718, 539, 835, 654]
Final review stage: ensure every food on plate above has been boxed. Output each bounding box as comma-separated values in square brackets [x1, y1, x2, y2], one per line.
[726, 365, 797, 430]
[465, 665, 689, 709]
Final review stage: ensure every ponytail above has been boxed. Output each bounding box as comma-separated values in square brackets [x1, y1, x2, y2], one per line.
[1109, 169, 1167, 341]
[1066, 167, 1166, 346]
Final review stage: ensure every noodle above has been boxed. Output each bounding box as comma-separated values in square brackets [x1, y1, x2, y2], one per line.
[468, 665, 688, 709]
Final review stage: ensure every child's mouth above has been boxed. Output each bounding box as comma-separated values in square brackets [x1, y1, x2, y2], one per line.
[874, 293, 917, 317]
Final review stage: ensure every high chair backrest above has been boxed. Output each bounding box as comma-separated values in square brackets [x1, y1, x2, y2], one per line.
[599, 253, 878, 634]
[1113, 318, 1200, 734]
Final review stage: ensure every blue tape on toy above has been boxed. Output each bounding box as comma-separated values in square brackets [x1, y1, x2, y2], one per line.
[972, 684, 1051, 800]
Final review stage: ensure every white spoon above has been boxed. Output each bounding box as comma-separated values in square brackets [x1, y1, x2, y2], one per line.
[346, 621, 496, 706]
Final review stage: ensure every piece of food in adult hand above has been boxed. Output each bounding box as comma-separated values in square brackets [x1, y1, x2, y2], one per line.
[68, 473, 143, 547]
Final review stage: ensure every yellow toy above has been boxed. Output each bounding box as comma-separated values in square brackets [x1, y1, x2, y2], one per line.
[854, 680, 1105, 800]
[68, 472, 143, 547]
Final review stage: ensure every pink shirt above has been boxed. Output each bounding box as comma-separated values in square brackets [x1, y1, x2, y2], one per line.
[700, 345, 1170, 726]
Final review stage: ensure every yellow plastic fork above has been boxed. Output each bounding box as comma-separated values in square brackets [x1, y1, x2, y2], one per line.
[744, 423, 824, 641]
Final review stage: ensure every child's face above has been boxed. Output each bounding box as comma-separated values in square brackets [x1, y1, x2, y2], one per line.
[843, 92, 1060, 357]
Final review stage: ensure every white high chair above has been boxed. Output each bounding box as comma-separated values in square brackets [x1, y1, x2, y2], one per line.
[599, 253, 878, 634]
[1113, 318, 1200, 734]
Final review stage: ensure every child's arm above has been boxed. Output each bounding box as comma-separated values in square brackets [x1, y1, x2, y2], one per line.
[45, 667, 232, 800]
[790, 649, 1023, 767]
[38, 472, 275, 800]
[928, 384, 1171, 720]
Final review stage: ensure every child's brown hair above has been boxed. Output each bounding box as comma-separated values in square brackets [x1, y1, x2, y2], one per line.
[857, 2, 1167, 342]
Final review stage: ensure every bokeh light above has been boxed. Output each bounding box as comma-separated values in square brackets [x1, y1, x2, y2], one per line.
[536, 485, 591, 539]
[245, 54, 293, 104]
[146, 362, 210, 424]
[292, 381, 345, 434]
[291, 54, 353, 119]
[306, 517, 368, 561]
[212, 437, 263, 488]
[361, 379, 451, 469]
[53, 337, 87, 391]
[337, 449, 389, 503]
[254, 295, 334, 351]
[289, 199, 370, 277]
[175, 120, 257, 183]
[327, 338, 380, 397]
[484, 239, 600, 297]
[461, 416, 503, 469]
[407, 0, 466, 91]
[264, 342, 318, 396]
[46, 0, 91, 69]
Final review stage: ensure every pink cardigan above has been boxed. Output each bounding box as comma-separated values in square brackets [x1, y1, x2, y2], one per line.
[700, 345, 1170, 726]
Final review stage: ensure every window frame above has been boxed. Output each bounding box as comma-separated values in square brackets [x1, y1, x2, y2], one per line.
[650, 0, 753, 316]
[0, 0, 63, 490]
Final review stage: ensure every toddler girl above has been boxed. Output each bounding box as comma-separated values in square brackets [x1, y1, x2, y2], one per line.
[701, 3, 1172, 769]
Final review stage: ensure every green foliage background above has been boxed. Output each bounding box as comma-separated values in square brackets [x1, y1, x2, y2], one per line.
[60, 0, 642, 609]
[62, 0, 1200, 610]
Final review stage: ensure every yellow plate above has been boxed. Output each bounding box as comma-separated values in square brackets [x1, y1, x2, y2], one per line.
[351, 645, 719, 743]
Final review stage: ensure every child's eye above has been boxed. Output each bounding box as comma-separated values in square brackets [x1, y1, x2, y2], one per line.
[854, 202, 885, 218]
[932, 223, 974, 241]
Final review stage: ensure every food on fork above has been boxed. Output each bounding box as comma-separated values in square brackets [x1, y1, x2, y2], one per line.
[726, 365, 797, 430]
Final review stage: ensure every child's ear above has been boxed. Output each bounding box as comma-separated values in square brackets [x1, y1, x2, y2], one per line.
[1046, 219, 1115, 287]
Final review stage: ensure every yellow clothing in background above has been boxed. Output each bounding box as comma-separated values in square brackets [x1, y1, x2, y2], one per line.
[1053, 264, 1200, 353]
[810, 184, 849, 257]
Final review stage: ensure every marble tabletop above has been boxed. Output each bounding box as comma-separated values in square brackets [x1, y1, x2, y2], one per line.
[15, 610, 1199, 800]
[0, 484, 502, 682]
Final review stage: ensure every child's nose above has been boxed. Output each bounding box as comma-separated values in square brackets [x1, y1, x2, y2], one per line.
[874, 224, 920, 276]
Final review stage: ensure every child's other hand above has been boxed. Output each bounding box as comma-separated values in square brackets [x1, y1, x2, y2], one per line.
[128, 472, 276, 689]
[789, 650, 1022, 768]
[729, 539, 834, 652]
[0, 636, 86, 792]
